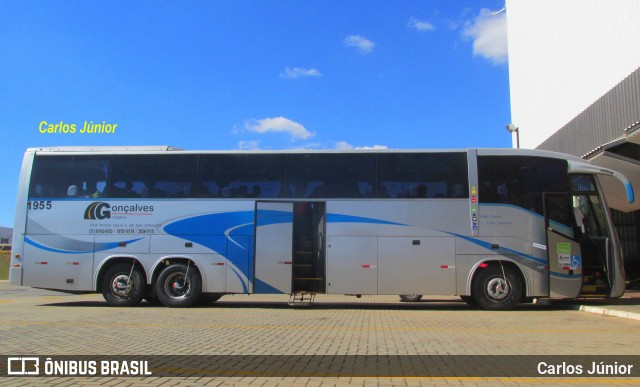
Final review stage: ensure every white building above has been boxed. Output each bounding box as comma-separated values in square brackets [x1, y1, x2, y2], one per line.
[506, 0, 640, 258]
[0, 226, 11, 244]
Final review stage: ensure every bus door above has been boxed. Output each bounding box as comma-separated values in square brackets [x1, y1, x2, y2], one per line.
[254, 201, 293, 294]
[543, 193, 582, 298]
[571, 188, 617, 296]
[254, 201, 327, 294]
[566, 165, 633, 298]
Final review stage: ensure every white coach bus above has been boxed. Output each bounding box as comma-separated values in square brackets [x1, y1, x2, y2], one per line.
[9, 146, 635, 310]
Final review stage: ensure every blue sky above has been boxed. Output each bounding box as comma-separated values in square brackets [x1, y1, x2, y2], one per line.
[1, 1, 510, 228]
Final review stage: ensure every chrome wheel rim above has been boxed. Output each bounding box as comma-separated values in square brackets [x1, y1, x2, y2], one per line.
[111, 274, 133, 297]
[164, 272, 190, 299]
[485, 277, 510, 301]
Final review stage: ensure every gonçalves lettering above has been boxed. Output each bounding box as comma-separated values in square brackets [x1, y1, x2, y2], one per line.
[111, 204, 154, 213]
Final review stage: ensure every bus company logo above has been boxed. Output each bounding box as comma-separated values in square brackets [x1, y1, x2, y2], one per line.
[7, 357, 40, 375]
[84, 202, 111, 220]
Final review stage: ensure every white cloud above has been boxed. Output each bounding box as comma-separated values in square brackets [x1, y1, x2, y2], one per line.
[335, 141, 353, 150]
[462, 8, 508, 65]
[289, 142, 322, 150]
[335, 141, 388, 150]
[280, 67, 322, 79]
[236, 140, 260, 150]
[408, 18, 435, 32]
[244, 116, 315, 141]
[358, 145, 388, 150]
[344, 35, 375, 54]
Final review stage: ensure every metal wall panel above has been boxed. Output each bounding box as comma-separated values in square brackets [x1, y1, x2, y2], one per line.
[537, 67, 640, 157]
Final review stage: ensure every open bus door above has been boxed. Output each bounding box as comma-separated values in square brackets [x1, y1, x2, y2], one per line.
[571, 183, 620, 296]
[254, 201, 294, 294]
[544, 193, 583, 299]
[253, 201, 326, 295]
[567, 162, 634, 298]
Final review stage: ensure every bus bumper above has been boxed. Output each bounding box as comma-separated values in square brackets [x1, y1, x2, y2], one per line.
[9, 267, 22, 286]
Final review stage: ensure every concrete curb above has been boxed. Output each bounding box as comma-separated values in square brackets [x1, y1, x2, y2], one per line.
[570, 304, 640, 321]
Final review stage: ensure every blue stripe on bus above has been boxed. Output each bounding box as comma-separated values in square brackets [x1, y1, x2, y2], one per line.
[254, 278, 285, 294]
[626, 181, 635, 204]
[25, 236, 143, 254]
[443, 232, 547, 265]
[163, 211, 257, 291]
[164, 210, 406, 293]
[445, 232, 581, 278]
[255, 209, 293, 227]
[479, 203, 543, 219]
[326, 214, 405, 226]
[228, 265, 249, 293]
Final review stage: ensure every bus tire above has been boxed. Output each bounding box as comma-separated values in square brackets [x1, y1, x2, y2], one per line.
[201, 293, 223, 305]
[101, 263, 145, 307]
[472, 265, 522, 310]
[460, 295, 477, 306]
[143, 287, 162, 305]
[399, 295, 423, 302]
[155, 263, 202, 308]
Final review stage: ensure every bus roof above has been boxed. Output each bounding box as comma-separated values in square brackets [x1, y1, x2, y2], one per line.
[25, 146, 585, 161]
[27, 146, 182, 152]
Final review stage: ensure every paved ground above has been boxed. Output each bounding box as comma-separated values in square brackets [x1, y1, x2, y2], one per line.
[0, 281, 639, 386]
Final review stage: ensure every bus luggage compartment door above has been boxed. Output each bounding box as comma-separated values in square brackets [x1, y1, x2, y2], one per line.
[544, 193, 583, 299]
[23, 234, 95, 291]
[378, 237, 456, 295]
[326, 236, 377, 295]
[254, 202, 293, 294]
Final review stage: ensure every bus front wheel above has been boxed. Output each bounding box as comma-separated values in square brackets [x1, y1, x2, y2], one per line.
[472, 265, 522, 310]
[155, 263, 202, 308]
[460, 295, 477, 306]
[101, 263, 145, 307]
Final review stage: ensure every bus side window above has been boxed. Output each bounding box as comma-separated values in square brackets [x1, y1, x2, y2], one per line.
[451, 184, 465, 198]
[377, 153, 468, 199]
[196, 154, 285, 199]
[478, 156, 569, 215]
[29, 156, 110, 199]
[573, 205, 586, 234]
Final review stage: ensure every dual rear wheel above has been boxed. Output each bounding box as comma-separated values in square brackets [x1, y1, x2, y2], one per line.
[101, 262, 203, 308]
[101, 263, 145, 307]
[154, 263, 202, 308]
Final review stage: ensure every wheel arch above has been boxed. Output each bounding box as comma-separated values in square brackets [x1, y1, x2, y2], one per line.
[150, 256, 206, 293]
[467, 258, 530, 298]
[95, 256, 148, 293]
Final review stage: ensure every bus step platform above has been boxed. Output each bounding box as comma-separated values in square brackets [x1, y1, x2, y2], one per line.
[580, 284, 608, 294]
[288, 292, 316, 307]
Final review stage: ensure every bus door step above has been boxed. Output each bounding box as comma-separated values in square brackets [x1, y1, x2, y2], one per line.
[288, 292, 316, 307]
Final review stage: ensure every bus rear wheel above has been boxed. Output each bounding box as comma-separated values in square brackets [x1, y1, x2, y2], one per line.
[201, 293, 223, 305]
[155, 263, 202, 308]
[472, 264, 522, 310]
[101, 263, 145, 307]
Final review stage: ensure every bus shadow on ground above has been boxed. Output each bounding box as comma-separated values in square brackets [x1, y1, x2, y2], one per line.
[35, 290, 640, 312]
[204, 301, 578, 312]
[37, 298, 563, 312]
[559, 292, 640, 307]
